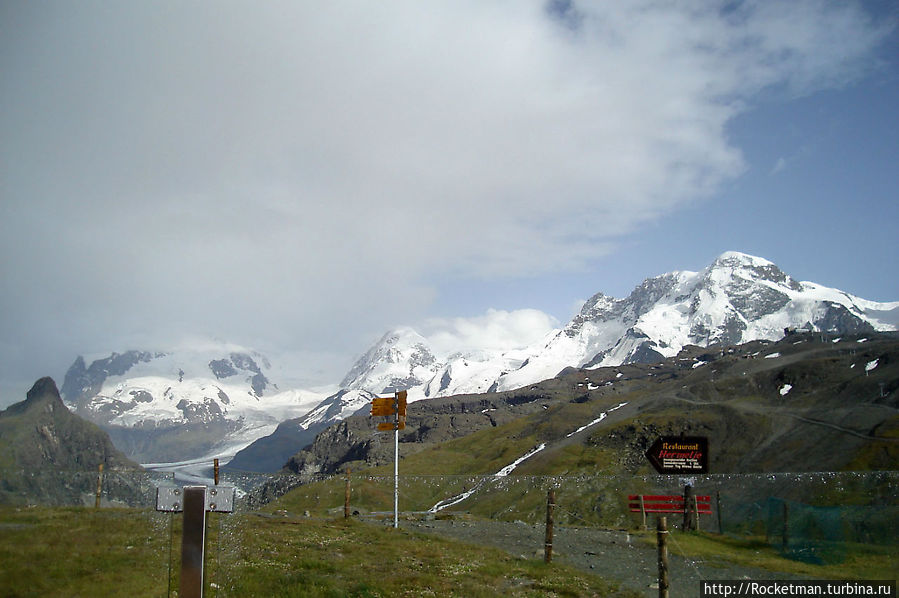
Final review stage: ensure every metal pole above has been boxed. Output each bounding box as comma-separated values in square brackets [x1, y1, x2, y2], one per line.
[394, 392, 399, 529]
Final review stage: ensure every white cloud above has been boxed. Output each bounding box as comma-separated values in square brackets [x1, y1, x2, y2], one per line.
[771, 157, 788, 175]
[0, 1, 891, 391]
[424, 309, 559, 355]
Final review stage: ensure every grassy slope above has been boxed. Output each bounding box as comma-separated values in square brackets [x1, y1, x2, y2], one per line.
[0, 505, 638, 598]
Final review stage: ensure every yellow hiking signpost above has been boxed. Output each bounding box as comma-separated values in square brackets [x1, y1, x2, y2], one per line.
[370, 390, 407, 527]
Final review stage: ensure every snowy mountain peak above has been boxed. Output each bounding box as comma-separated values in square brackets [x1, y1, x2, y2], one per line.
[207, 352, 270, 397]
[704, 251, 802, 293]
[713, 250, 775, 268]
[340, 327, 441, 392]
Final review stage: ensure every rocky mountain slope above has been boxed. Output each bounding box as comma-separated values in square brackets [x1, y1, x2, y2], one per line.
[227, 388, 376, 472]
[281, 332, 899, 478]
[0, 377, 143, 505]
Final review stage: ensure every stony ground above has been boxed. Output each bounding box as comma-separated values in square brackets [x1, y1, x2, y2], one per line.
[397, 518, 810, 598]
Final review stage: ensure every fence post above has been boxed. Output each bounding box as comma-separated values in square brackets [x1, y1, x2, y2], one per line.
[657, 516, 669, 598]
[640, 494, 647, 531]
[544, 489, 555, 563]
[694, 495, 701, 531]
[782, 502, 789, 550]
[344, 468, 351, 519]
[213, 459, 219, 485]
[716, 490, 722, 534]
[683, 484, 697, 531]
[94, 463, 104, 508]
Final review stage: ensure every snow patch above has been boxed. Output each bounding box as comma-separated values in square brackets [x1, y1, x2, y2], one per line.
[765, 352, 781, 359]
[865, 359, 879, 372]
[566, 402, 628, 438]
[428, 443, 547, 513]
[779, 384, 792, 396]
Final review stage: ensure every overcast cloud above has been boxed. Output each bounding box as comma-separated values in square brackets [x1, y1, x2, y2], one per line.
[0, 1, 892, 396]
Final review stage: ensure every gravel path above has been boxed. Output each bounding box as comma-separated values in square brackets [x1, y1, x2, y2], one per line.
[400, 519, 810, 598]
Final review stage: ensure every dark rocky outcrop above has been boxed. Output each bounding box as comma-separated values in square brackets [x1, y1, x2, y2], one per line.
[0, 378, 144, 505]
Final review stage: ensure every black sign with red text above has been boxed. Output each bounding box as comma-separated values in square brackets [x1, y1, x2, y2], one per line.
[646, 436, 709, 474]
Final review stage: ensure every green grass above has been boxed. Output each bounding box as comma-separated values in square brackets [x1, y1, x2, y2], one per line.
[640, 530, 898, 580]
[220, 515, 637, 597]
[0, 505, 638, 598]
[0, 506, 171, 597]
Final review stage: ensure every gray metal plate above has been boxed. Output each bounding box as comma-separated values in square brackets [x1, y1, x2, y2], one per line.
[156, 485, 236, 513]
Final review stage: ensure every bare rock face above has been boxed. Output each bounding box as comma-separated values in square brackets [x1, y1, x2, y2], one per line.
[0, 377, 143, 505]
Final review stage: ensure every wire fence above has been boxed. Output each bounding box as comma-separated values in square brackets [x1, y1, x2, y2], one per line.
[1, 469, 896, 597]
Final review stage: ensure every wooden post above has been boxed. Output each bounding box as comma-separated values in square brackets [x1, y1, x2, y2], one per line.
[544, 489, 555, 563]
[716, 490, 723, 535]
[683, 484, 697, 531]
[94, 463, 104, 508]
[213, 459, 219, 485]
[782, 502, 789, 550]
[694, 495, 701, 531]
[639, 495, 647, 530]
[181, 486, 207, 598]
[344, 469, 351, 519]
[657, 516, 669, 598]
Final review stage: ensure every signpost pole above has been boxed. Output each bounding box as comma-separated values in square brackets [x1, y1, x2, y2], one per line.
[394, 391, 399, 529]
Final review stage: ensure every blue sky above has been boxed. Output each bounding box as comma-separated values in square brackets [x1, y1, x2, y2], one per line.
[1, 1, 897, 403]
[433, 33, 899, 320]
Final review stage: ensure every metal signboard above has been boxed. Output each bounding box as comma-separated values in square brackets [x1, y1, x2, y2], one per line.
[396, 390, 407, 416]
[645, 436, 709, 474]
[371, 397, 396, 417]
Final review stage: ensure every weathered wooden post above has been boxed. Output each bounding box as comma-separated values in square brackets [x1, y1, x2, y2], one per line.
[716, 490, 722, 534]
[640, 494, 647, 531]
[181, 486, 207, 598]
[694, 495, 701, 531]
[157, 484, 236, 598]
[544, 489, 555, 563]
[344, 468, 352, 519]
[94, 463, 104, 508]
[213, 458, 219, 485]
[782, 502, 789, 551]
[657, 516, 669, 598]
[683, 484, 697, 531]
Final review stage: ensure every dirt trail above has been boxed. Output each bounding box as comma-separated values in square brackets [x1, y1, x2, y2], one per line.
[401, 519, 810, 598]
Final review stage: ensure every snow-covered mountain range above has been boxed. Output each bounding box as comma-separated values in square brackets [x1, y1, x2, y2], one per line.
[60, 347, 328, 463]
[61, 251, 899, 468]
[342, 252, 899, 399]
